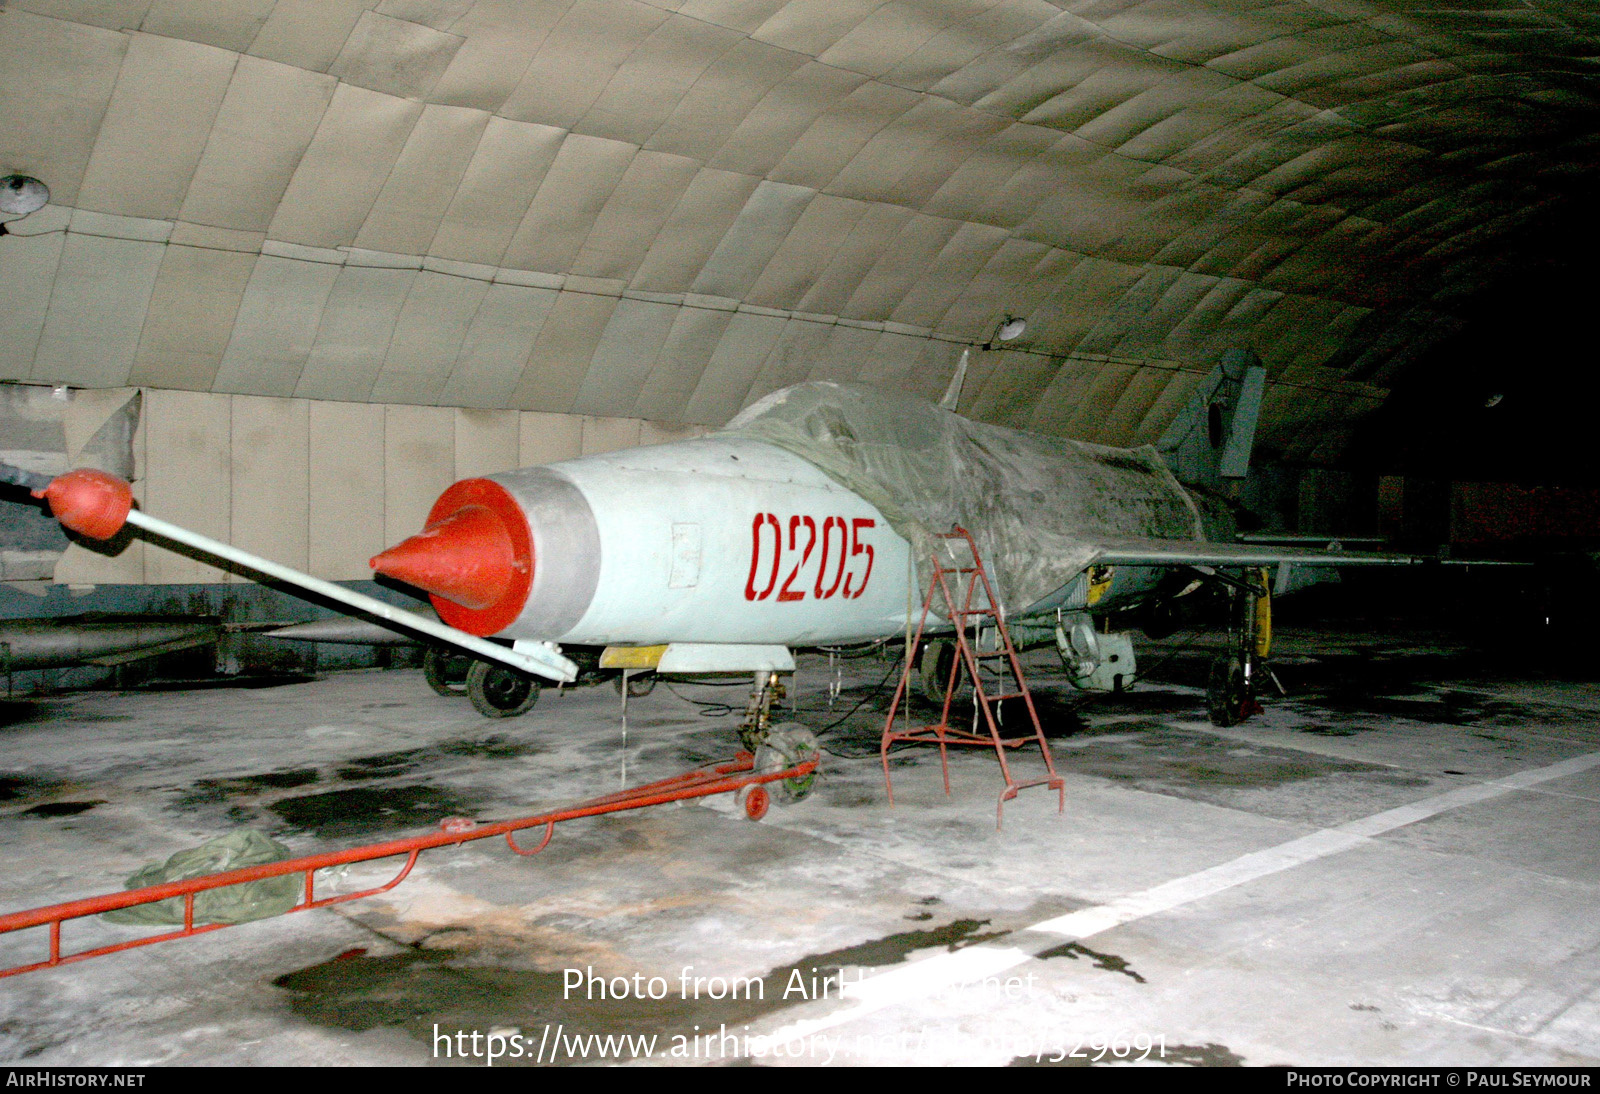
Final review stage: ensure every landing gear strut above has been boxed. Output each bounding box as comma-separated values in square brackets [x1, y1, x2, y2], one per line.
[1205, 568, 1270, 727]
[737, 669, 785, 752]
[733, 672, 819, 813]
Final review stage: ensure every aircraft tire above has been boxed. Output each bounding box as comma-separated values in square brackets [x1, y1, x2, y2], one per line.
[613, 671, 656, 698]
[917, 639, 957, 705]
[466, 659, 541, 718]
[755, 723, 819, 804]
[1206, 656, 1246, 727]
[423, 647, 473, 696]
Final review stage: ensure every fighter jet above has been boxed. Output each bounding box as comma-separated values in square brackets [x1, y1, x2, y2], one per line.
[30, 354, 1493, 789]
[359, 351, 1465, 730]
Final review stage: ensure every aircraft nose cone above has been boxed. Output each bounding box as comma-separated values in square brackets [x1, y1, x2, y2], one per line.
[370, 505, 513, 610]
[371, 477, 535, 637]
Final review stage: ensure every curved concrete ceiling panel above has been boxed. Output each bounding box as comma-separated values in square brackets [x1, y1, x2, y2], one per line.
[0, 0, 1594, 457]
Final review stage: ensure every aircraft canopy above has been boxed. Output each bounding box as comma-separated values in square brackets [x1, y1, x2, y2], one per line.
[722, 382, 1204, 615]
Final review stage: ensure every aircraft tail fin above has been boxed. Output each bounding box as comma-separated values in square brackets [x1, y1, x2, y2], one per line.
[1157, 348, 1266, 485]
[939, 348, 970, 412]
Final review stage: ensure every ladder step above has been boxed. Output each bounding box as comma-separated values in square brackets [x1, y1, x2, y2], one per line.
[883, 529, 1062, 827]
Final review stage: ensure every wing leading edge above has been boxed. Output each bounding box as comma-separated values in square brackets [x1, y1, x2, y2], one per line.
[1088, 536, 1524, 570]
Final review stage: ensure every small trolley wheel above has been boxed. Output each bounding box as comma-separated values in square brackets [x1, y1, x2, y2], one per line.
[423, 647, 473, 696]
[754, 723, 820, 805]
[1206, 655, 1247, 727]
[466, 658, 540, 718]
[738, 783, 771, 821]
[613, 671, 656, 698]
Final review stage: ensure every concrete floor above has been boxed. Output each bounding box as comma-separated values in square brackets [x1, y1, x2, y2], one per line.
[1, 626, 1597, 1067]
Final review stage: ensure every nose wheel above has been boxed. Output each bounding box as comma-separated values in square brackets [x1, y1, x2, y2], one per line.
[755, 723, 820, 804]
[465, 659, 541, 718]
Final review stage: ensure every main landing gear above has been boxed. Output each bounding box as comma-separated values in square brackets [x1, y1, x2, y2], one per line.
[425, 645, 663, 717]
[466, 659, 541, 718]
[1204, 568, 1274, 727]
[425, 646, 543, 715]
[417, 652, 819, 818]
[422, 647, 472, 696]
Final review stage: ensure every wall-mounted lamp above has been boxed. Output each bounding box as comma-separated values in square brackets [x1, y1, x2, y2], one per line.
[0, 174, 50, 236]
[983, 314, 1027, 350]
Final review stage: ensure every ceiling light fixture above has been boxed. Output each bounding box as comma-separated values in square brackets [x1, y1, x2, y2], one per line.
[0, 174, 50, 237]
[983, 314, 1027, 350]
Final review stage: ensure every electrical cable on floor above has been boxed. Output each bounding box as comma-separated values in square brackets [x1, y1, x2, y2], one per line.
[1119, 621, 1221, 689]
[816, 638, 893, 658]
[803, 653, 931, 759]
[657, 618, 1232, 753]
[662, 682, 737, 718]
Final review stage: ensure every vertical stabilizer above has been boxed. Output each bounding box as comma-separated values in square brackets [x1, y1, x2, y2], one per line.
[1157, 348, 1267, 485]
[939, 348, 970, 412]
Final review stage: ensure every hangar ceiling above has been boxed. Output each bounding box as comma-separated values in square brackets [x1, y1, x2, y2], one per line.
[1, 0, 1595, 463]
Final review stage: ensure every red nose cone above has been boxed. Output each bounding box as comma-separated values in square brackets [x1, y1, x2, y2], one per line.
[34, 469, 133, 540]
[370, 478, 533, 636]
[371, 505, 512, 610]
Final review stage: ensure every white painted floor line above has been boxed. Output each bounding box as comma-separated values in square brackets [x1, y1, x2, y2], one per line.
[760, 748, 1600, 1047]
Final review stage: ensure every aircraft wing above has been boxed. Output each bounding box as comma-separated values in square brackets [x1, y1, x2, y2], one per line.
[1087, 537, 1471, 569]
[1007, 536, 1529, 620]
[1090, 537, 1532, 575]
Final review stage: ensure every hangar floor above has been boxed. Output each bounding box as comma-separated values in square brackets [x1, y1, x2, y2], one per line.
[1, 625, 1597, 1068]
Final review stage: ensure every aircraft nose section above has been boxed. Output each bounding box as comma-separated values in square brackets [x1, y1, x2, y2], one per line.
[370, 505, 512, 610]
[370, 478, 533, 636]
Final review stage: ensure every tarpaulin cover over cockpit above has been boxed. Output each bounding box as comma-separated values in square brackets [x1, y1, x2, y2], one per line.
[722, 382, 1204, 615]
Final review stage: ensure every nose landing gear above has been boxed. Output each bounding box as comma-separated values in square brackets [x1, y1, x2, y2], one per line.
[733, 672, 820, 814]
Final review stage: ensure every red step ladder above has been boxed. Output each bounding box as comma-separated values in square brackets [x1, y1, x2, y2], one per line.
[881, 526, 1065, 827]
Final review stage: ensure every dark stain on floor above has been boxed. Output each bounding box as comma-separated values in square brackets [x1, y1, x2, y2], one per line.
[333, 739, 537, 783]
[1296, 721, 1370, 737]
[0, 702, 42, 728]
[268, 785, 475, 839]
[806, 918, 1009, 967]
[20, 800, 104, 818]
[333, 738, 542, 783]
[1034, 941, 1146, 983]
[273, 918, 1012, 1062]
[335, 749, 429, 782]
[0, 774, 43, 802]
[1066, 728, 1371, 796]
[176, 737, 536, 815]
[178, 768, 321, 806]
